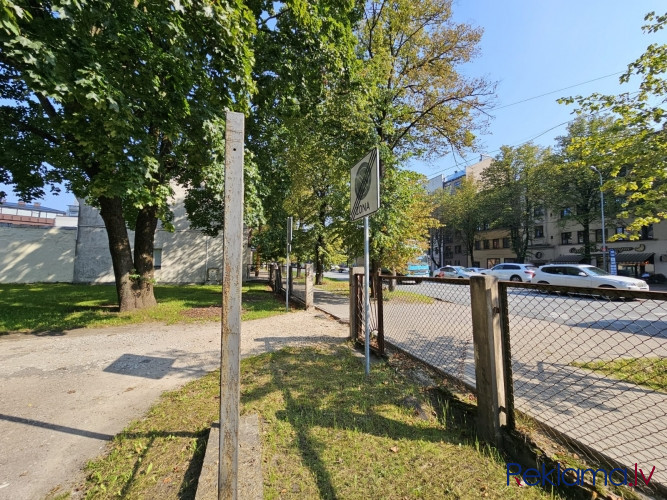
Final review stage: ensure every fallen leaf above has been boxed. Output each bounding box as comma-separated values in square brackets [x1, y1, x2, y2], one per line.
[390, 446, 399, 453]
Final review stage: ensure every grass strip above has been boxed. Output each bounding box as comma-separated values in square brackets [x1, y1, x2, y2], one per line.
[572, 358, 666, 393]
[80, 344, 560, 499]
[0, 282, 284, 334]
[314, 277, 349, 296]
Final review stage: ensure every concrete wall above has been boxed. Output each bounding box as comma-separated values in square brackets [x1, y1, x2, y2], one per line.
[73, 187, 248, 284]
[0, 226, 77, 283]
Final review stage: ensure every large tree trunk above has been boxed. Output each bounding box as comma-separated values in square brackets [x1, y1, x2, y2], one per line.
[98, 196, 157, 312]
[133, 205, 159, 309]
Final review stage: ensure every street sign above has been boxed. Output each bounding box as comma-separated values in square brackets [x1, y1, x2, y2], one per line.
[350, 148, 380, 221]
[609, 248, 617, 275]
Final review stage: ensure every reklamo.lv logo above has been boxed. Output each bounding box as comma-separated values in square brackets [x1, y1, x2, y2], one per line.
[507, 463, 656, 487]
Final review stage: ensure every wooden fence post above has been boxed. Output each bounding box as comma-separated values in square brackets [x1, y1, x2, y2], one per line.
[304, 263, 313, 310]
[219, 110, 244, 500]
[469, 275, 508, 446]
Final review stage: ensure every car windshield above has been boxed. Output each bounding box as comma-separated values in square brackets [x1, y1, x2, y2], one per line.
[581, 266, 609, 276]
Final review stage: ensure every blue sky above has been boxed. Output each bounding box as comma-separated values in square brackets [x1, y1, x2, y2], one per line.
[409, 0, 667, 180]
[2, 1, 665, 210]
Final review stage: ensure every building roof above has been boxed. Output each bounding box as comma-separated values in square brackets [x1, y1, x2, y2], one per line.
[0, 201, 66, 215]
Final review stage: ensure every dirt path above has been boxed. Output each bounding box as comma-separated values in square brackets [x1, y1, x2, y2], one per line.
[0, 311, 349, 500]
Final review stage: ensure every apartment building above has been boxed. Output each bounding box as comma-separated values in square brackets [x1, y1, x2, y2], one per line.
[427, 159, 666, 278]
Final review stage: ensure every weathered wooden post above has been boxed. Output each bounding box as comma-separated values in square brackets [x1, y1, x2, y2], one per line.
[469, 275, 507, 446]
[219, 111, 244, 500]
[304, 263, 314, 310]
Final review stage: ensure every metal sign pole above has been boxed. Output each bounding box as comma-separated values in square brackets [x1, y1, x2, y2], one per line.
[286, 216, 292, 311]
[364, 216, 371, 376]
[219, 111, 244, 500]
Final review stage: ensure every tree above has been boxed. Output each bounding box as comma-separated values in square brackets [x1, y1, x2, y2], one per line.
[543, 116, 623, 261]
[433, 177, 484, 267]
[481, 144, 550, 263]
[357, 0, 494, 168]
[0, 1, 255, 311]
[351, 0, 494, 273]
[243, 0, 363, 273]
[561, 11, 667, 238]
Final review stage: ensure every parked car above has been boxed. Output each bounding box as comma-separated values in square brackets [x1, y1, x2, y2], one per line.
[433, 265, 481, 279]
[531, 264, 649, 291]
[464, 267, 488, 274]
[338, 265, 349, 273]
[486, 263, 537, 282]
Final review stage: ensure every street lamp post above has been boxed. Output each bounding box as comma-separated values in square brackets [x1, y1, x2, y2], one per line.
[589, 166, 607, 271]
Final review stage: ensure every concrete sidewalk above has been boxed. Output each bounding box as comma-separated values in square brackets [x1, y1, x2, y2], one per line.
[313, 288, 350, 323]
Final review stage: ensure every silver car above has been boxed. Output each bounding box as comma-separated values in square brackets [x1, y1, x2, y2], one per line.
[434, 265, 481, 279]
[486, 263, 538, 282]
[531, 264, 649, 291]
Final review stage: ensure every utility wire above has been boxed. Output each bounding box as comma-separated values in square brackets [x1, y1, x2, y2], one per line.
[491, 71, 624, 111]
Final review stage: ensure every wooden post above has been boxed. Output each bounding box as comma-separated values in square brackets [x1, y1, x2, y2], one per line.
[469, 275, 507, 446]
[219, 111, 244, 500]
[349, 266, 363, 339]
[304, 263, 314, 310]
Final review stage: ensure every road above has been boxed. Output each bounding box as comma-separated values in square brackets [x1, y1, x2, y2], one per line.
[375, 280, 667, 490]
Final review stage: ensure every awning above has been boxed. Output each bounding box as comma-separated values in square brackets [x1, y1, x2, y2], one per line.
[614, 252, 654, 264]
[551, 254, 587, 263]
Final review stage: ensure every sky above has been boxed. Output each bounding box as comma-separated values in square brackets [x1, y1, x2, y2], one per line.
[409, 0, 667, 180]
[2, 1, 665, 210]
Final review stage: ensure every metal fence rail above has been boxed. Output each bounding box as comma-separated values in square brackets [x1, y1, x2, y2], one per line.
[378, 275, 474, 387]
[502, 282, 667, 492]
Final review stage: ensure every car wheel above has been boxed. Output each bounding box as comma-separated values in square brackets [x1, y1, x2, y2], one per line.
[509, 275, 522, 282]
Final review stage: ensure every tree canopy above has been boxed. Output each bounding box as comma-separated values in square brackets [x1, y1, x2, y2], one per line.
[0, 0, 255, 310]
[561, 11, 667, 237]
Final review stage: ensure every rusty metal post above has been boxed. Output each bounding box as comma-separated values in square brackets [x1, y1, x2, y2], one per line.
[219, 111, 244, 500]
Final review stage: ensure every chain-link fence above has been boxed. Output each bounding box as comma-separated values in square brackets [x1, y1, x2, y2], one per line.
[376, 275, 474, 388]
[289, 264, 307, 303]
[502, 282, 666, 494]
[363, 274, 666, 494]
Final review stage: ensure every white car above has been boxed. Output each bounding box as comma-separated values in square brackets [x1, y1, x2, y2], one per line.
[531, 264, 649, 291]
[433, 266, 481, 279]
[486, 263, 537, 282]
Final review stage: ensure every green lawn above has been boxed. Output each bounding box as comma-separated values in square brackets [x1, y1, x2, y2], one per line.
[79, 345, 562, 500]
[0, 282, 285, 335]
[572, 358, 666, 393]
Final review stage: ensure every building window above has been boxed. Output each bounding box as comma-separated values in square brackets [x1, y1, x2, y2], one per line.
[502, 237, 510, 248]
[154, 248, 163, 269]
[534, 206, 544, 218]
[534, 226, 544, 238]
[492, 239, 500, 249]
[454, 245, 462, 254]
[561, 232, 572, 245]
[483, 239, 490, 250]
[474, 240, 481, 250]
[577, 231, 586, 244]
[640, 224, 654, 240]
[595, 229, 603, 243]
[615, 226, 626, 235]
[487, 258, 500, 268]
[560, 208, 572, 218]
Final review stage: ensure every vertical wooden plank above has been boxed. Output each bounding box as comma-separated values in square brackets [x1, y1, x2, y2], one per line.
[219, 111, 244, 500]
[470, 275, 507, 446]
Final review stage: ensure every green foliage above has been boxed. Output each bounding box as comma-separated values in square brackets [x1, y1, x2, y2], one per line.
[357, 0, 494, 162]
[561, 11, 667, 237]
[481, 144, 551, 263]
[0, 0, 255, 219]
[433, 177, 484, 266]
